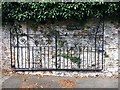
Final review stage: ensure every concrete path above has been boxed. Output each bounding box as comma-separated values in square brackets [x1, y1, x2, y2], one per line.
[0, 76, 11, 90]
[1, 74, 118, 89]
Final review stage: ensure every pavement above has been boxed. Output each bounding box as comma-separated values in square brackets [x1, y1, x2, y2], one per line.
[0, 76, 11, 90]
[1, 74, 118, 89]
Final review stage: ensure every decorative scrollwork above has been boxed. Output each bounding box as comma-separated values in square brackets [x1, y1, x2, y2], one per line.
[11, 36, 17, 46]
[18, 36, 27, 46]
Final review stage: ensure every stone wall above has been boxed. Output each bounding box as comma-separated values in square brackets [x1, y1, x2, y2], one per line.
[103, 23, 118, 75]
[0, 26, 2, 77]
[1, 21, 119, 76]
[2, 27, 11, 69]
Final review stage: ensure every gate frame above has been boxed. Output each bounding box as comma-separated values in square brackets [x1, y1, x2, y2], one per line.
[10, 18, 105, 71]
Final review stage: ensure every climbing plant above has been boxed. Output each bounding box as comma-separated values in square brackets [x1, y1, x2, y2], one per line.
[2, 2, 120, 25]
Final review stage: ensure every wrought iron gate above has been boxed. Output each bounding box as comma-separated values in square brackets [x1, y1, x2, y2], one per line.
[10, 20, 104, 71]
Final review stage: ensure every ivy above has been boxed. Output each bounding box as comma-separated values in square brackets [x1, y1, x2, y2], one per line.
[2, 2, 120, 25]
[62, 53, 81, 67]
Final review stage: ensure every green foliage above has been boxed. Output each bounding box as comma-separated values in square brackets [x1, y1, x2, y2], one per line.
[58, 40, 66, 47]
[2, 2, 120, 25]
[62, 54, 81, 64]
[104, 52, 109, 57]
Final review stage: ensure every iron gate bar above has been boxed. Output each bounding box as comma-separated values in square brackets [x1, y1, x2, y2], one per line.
[70, 48, 72, 69]
[83, 47, 84, 69]
[102, 19, 104, 70]
[25, 47, 26, 68]
[51, 46, 53, 68]
[21, 47, 23, 68]
[27, 28, 30, 68]
[16, 30, 19, 68]
[87, 46, 88, 68]
[48, 46, 49, 68]
[32, 47, 34, 68]
[95, 32, 97, 68]
[78, 46, 80, 68]
[10, 27, 13, 68]
[98, 48, 99, 68]
[55, 32, 57, 69]
[91, 47, 92, 67]
[67, 46, 68, 69]
[14, 45, 15, 68]
[44, 47, 45, 68]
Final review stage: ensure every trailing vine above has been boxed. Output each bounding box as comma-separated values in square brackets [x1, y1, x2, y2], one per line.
[2, 2, 120, 25]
